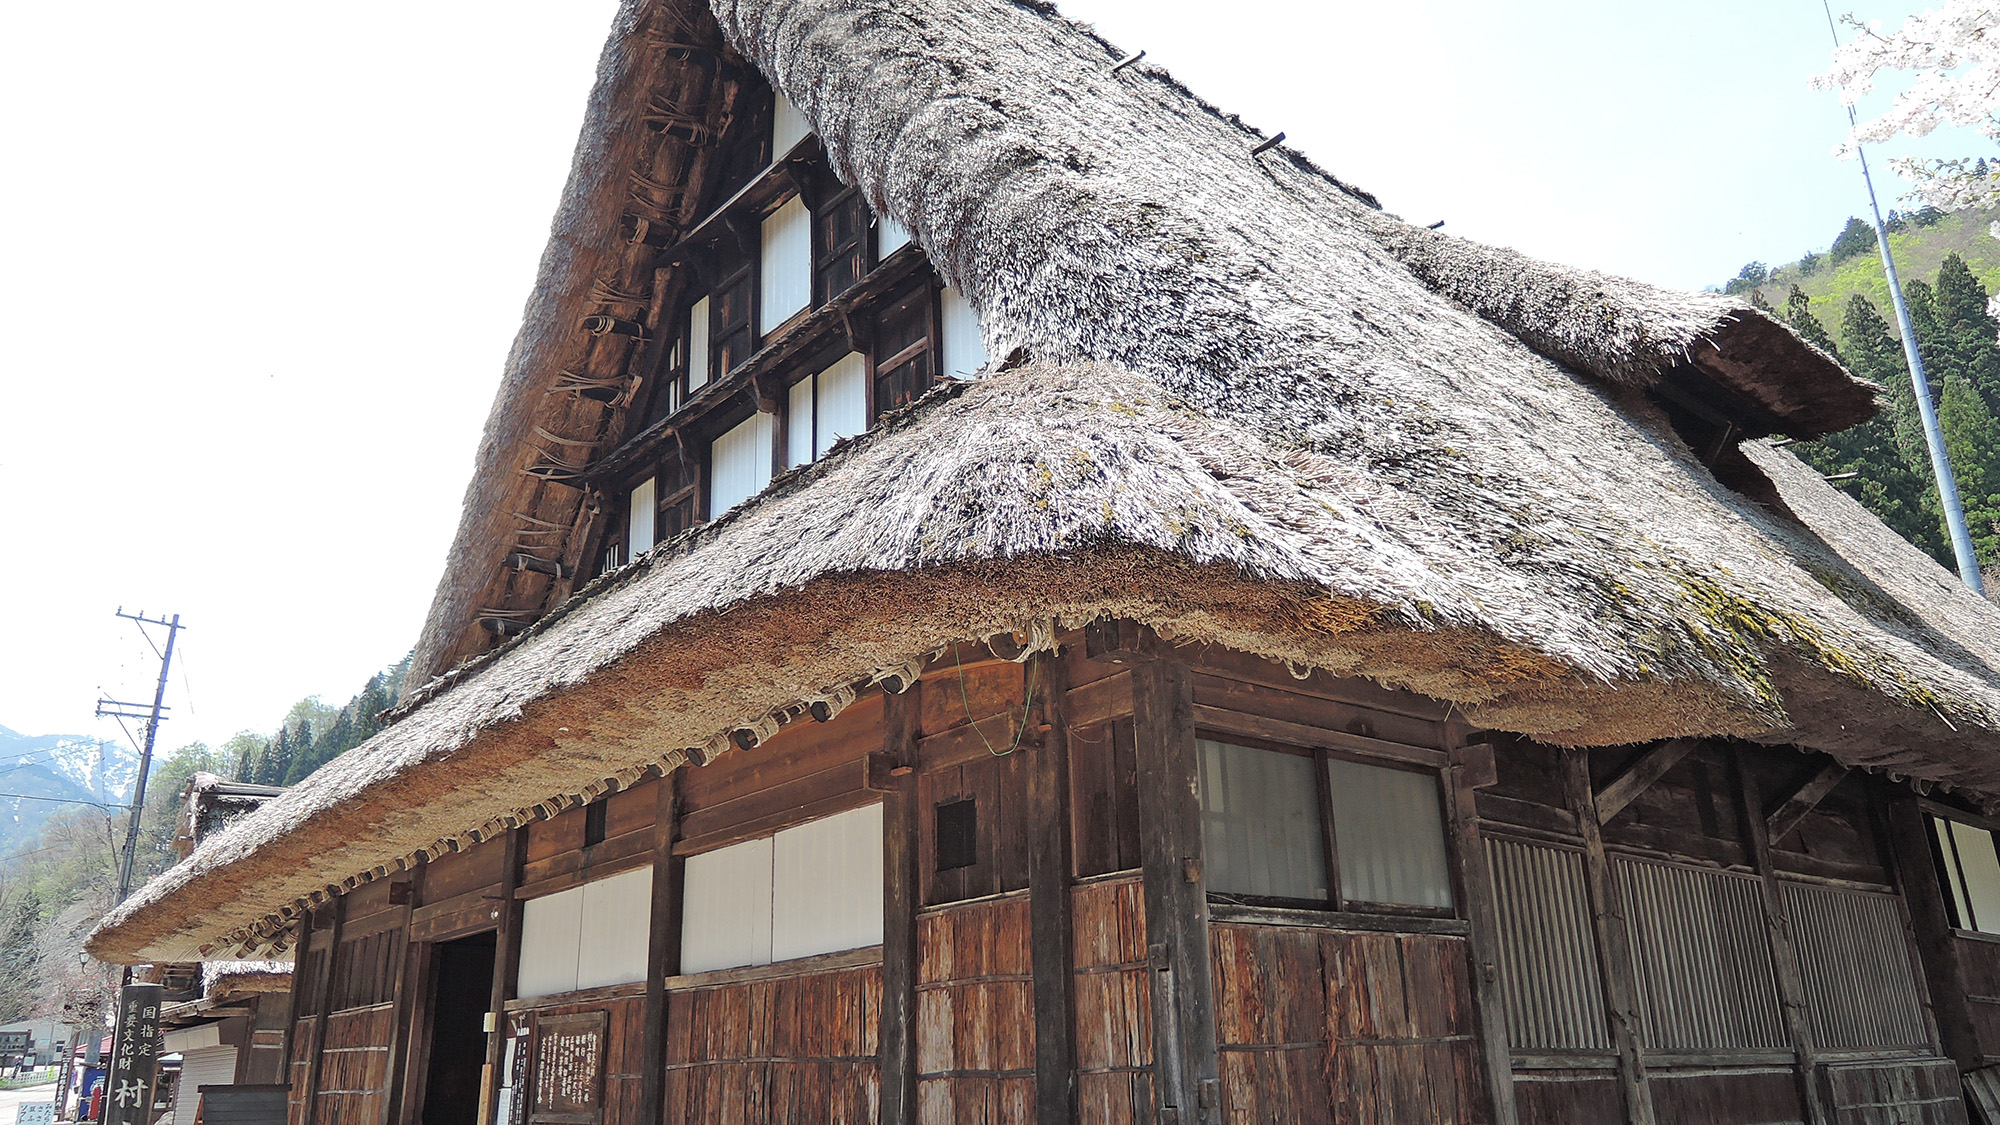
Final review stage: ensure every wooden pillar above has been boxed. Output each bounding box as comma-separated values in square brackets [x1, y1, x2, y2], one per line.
[1886, 796, 1979, 1068]
[1444, 731, 1519, 1125]
[380, 864, 424, 1125]
[880, 687, 922, 1125]
[639, 773, 684, 1125]
[1559, 749, 1655, 1125]
[1026, 650, 1077, 1125]
[1732, 753, 1832, 1125]
[1130, 658, 1219, 1125]
[474, 828, 526, 1125]
[299, 895, 344, 1125]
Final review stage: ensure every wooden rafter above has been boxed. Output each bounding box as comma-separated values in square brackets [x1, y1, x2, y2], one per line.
[1594, 738, 1700, 825]
[1764, 760, 1852, 844]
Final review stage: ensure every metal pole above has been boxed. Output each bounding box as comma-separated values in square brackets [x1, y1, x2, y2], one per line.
[1856, 151, 1987, 594]
[1822, 1, 1986, 594]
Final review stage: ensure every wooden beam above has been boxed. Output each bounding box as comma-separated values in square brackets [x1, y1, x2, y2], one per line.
[380, 863, 423, 1124]
[1764, 761, 1852, 845]
[1445, 728, 1519, 1125]
[638, 775, 682, 1125]
[1132, 658, 1219, 1124]
[879, 686, 921, 1125]
[1733, 752, 1831, 1125]
[1560, 749, 1656, 1125]
[298, 896, 343, 1125]
[1025, 651, 1077, 1125]
[1886, 797, 1980, 1069]
[1594, 738, 1699, 825]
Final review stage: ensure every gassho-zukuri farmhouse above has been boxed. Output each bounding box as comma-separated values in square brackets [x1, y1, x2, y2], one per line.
[89, 1, 2000, 1123]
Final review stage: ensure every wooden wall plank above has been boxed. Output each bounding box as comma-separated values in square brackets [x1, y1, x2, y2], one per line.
[1447, 732, 1520, 1125]
[1561, 749, 1656, 1125]
[1733, 751, 1831, 1125]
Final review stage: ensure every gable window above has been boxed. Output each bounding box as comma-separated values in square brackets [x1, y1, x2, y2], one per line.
[940, 286, 986, 378]
[786, 352, 868, 468]
[626, 476, 656, 558]
[711, 256, 755, 379]
[816, 188, 871, 303]
[687, 297, 711, 395]
[772, 91, 812, 160]
[680, 803, 883, 974]
[877, 213, 913, 259]
[709, 410, 774, 515]
[516, 866, 652, 998]
[1197, 738, 1453, 912]
[1932, 814, 2000, 934]
[760, 195, 812, 334]
[873, 288, 936, 417]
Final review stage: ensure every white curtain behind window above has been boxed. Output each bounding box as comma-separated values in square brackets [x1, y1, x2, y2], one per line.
[773, 92, 812, 158]
[626, 476, 656, 558]
[760, 196, 812, 333]
[1326, 758, 1453, 909]
[1197, 740, 1326, 901]
[940, 286, 986, 378]
[709, 412, 774, 514]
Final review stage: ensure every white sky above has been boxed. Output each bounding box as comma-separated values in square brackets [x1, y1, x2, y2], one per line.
[0, 0, 1984, 756]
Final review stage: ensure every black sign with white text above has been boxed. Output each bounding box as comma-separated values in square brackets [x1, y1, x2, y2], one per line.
[103, 984, 163, 1125]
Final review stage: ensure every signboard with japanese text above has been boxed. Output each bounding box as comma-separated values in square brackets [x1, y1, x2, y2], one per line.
[0, 1030, 30, 1053]
[102, 983, 163, 1125]
[17, 1102, 53, 1125]
[529, 1011, 605, 1125]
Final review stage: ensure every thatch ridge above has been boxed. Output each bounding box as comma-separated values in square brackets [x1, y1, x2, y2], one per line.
[91, 0, 1998, 963]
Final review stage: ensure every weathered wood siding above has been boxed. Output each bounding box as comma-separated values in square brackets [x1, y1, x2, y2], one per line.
[916, 894, 1036, 1122]
[1209, 924, 1490, 1124]
[662, 965, 882, 1124]
[1072, 876, 1153, 1125]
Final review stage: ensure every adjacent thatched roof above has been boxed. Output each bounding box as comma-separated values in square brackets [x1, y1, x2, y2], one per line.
[90, 0, 1996, 963]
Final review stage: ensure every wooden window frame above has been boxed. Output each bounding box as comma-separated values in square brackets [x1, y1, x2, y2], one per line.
[1924, 808, 2000, 937]
[1194, 731, 1459, 920]
[813, 186, 874, 306]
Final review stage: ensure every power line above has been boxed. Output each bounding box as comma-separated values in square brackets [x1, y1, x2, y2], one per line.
[0, 793, 117, 810]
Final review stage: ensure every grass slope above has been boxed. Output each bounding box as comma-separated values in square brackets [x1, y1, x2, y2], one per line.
[1743, 208, 2000, 314]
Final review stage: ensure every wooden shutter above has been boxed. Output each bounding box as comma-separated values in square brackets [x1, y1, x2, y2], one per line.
[815, 189, 869, 303]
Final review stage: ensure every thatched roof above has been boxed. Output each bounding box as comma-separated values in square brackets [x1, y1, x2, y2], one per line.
[90, 0, 1996, 964]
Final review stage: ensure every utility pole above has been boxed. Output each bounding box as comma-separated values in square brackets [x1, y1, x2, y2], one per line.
[91, 610, 182, 1125]
[95, 610, 182, 903]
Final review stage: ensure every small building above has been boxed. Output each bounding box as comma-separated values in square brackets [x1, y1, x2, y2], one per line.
[89, 1, 2000, 1123]
[0, 1017, 77, 1067]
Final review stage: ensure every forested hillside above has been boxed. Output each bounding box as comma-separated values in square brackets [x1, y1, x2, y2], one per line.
[0, 653, 411, 1026]
[1756, 252, 2000, 590]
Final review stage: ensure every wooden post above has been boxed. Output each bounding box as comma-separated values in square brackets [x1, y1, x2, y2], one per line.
[299, 895, 344, 1125]
[475, 828, 526, 1125]
[1025, 650, 1077, 1125]
[1445, 731, 1519, 1125]
[1130, 657, 1219, 1125]
[1733, 751, 1831, 1125]
[880, 687, 922, 1125]
[1887, 797, 1976, 1066]
[380, 864, 424, 1125]
[1560, 749, 1655, 1125]
[639, 774, 684, 1125]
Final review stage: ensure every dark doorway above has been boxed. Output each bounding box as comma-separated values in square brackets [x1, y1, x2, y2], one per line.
[421, 931, 496, 1125]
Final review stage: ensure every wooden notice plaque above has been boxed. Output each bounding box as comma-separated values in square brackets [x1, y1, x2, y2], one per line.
[529, 1011, 607, 1124]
